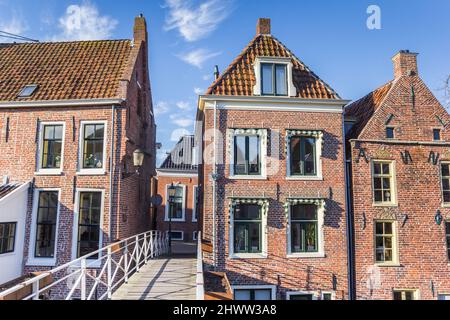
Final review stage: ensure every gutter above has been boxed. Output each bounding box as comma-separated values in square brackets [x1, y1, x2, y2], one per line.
[0, 98, 125, 109]
[110, 105, 116, 242]
[350, 138, 450, 146]
[343, 109, 356, 300]
[199, 95, 350, 107]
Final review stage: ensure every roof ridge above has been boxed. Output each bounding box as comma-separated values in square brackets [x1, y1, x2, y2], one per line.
[2, 39, 131, 46]
[346, 80, 394, 110]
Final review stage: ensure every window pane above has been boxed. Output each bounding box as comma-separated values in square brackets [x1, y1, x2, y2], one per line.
[304, 137, 316, 175]
[382, 163, 390, 175]
[442, 164, 450, 177]
[291, 204, 317, 220]
[262, 64, 273, 95]
[235, 204, 261, 220]
[275, 64, 287, 95]
[375, 223, 383, 235]
[434, 129, 441, 141]
[234, 290, 251, 300]
[234, 136, 247, 175]
[443, 179, 450, 190]
[42, 125, 63, 169]
[373, 163, 381, 175]
[374, 190, 383, 202]
[78, 192, 101, 258]
[290, 137, 302, 175]
[384, 222, 392, 234]
[83, 124, 105, 169]
[248, 136, 260, 174]
[386, 127, 394, 139]
[234, 222, 261, 254]
[35, 191, 58, 258]
[393, 292, 402, 300]
[254, 289, 272, 300]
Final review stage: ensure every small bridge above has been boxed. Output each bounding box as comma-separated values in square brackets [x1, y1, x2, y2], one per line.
[0, 231, 203, 300]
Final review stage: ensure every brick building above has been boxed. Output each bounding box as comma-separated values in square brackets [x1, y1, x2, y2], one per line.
[0, 15, 156, 284]
[156, 135, 199, 243]
[197, 18, 351, 300]
[345, 50, 450, 300]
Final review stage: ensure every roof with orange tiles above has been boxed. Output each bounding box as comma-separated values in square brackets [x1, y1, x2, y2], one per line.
[344, 81, 394, 139]
[206, 34, 340, 100]
[0, 40, 133, 102]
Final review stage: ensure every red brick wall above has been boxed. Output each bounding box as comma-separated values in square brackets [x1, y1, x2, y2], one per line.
[0, 40, 155, 274]
[351, 74, 450, 300]
[155, 175, 199, 242]
[201, 108, 349, 300]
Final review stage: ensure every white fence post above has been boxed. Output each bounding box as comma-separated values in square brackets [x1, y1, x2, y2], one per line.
[107, 247, 112, 299]
[149, 231, 154, 258]
[135, 235, 140, 272]
[32, 281, 40, 300]
[81, 258, 87, 300]
[124, 240, 129, 283]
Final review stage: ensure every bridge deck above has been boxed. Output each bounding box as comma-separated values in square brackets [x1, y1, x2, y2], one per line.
[112, 257, 197, 300]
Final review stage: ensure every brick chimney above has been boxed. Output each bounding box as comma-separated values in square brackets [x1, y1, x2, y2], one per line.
[392, 50, 419, 79]
[257, 18, 271, 35]
[134, 14, 148, 44]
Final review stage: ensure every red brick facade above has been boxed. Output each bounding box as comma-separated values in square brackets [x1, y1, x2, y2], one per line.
[198, 19, 350, 300]
[0, 16, 156, 276]
[155, 175, 199, 242]
[347, 51, 450, 300]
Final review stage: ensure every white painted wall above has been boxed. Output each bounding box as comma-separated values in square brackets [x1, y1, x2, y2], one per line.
[0, 183, 29, 285]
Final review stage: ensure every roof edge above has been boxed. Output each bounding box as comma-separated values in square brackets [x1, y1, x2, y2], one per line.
[0, 98, 126, 108]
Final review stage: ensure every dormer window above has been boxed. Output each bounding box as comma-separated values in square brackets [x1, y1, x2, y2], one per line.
[261, 63, 287, 96]
[253, 57, 297, 97]
[18, 84, 38, 98]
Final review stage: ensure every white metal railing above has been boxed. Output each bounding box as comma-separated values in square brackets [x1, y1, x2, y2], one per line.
[0, 230, 169, 300]
[196, 232, 205, 300]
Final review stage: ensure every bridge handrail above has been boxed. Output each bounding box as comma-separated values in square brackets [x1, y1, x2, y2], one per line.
[0, 230, 169, 300]
[196, 232, 205, 300]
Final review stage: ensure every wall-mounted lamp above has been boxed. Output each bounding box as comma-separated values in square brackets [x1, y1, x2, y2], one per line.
[435, 210, 443, 226]
[122, 148, 145, 179]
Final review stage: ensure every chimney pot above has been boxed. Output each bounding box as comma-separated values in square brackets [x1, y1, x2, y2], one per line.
[257, 18, 271, 35]
[392, 50, 419, 79]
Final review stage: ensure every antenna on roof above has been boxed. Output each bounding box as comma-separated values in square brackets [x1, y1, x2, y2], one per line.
[0, 30, 39, 43]
[214, 65, 220, 80]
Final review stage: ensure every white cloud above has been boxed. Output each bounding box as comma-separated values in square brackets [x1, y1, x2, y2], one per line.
[164, 0, 232, 42]
[52, 2, 117, 41]
[154, 101, 170, 116]
[203, 74, 212, 81]
[194, 87, 203, 95]
[171, 128, 191, 142]
[0, 14, 28, 42]
[170, 114, 194, 128]
[178, 48, 221, 68]
[176, 101, 192, 110]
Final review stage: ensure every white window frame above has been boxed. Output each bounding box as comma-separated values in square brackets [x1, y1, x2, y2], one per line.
[371, 160, 397, 207]
[229, 200, 268, 259]
[192, 185, 198, 222]
[253, 57, 297, 97]
[27, 188, 61, 267]
[71, 188, 106, 268]
[36, 122, 66, 175]
[286, 290, 319, 300]
[164, 184, 186, 222]
[232, 285, 276, 300]
[374, 220, 399, 266]
[286, 131, 323, 180]
[167, 230, 184, 241]
[393, 289, 419, 300]
[286, 201, 325, 258]
[193, 231, 198, 241]
[440, 162, 450, 207]
[77, 120, 108, 176]
[229, 129, 268, 180]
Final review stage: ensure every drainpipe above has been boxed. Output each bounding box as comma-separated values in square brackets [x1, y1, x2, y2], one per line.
[342, 108, 356, 300]
[212, 100, 218, 268]
[110, 105, 116, 242]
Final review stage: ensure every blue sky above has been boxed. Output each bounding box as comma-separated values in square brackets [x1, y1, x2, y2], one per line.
[1, 0, 449, 164]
